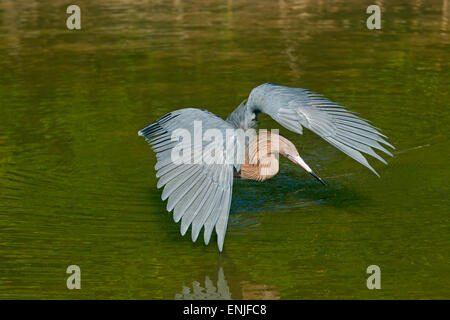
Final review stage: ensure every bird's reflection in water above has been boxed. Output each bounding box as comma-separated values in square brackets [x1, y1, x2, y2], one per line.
[174, 266, 280, 300]
[240, 281, 280, 300]
[175, 267, 231, 300]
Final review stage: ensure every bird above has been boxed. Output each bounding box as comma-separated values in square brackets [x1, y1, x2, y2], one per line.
[138, 83, 394, 251]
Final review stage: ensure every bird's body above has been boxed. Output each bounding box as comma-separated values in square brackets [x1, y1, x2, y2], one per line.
[235, 132, 301, 182]
[138, 83, 394, 251]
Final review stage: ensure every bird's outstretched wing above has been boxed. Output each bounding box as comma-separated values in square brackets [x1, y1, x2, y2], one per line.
[138, 108, 239, 251]
[245, 83, 394, 176]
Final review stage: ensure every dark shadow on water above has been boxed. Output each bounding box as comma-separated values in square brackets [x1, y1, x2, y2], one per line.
[231, 170, 370, 214]
[146, 168, 370, 237]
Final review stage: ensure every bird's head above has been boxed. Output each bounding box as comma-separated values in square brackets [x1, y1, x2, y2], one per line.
[277, 135, 326, 186]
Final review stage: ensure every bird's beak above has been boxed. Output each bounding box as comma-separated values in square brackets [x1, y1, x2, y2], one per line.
[289, 155, 326, 186]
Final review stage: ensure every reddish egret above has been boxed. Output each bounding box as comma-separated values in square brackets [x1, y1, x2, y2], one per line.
[138, 83, 394, 251]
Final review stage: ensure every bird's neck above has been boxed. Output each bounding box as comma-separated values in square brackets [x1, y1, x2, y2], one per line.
[238, 132, 290, 181]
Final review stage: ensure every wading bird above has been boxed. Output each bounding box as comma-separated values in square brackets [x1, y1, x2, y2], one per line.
[138, 83, 394, 251]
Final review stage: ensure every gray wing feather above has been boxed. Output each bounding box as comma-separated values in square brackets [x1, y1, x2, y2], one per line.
[204, 187, 231, 247]
[138, 108, 237, 251]
[215, 185, 233, 252]
[246, 83, 395, 176]
[191, 183, 220, 241]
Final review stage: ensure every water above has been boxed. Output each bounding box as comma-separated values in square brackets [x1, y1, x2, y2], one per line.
[0, 0, 449, 299]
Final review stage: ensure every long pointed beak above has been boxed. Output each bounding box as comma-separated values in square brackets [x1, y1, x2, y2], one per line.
[290, 155, 326, 186]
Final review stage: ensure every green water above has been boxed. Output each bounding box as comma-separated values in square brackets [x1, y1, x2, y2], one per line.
[0, 0, 449, 299]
